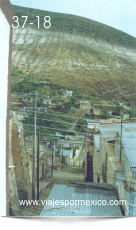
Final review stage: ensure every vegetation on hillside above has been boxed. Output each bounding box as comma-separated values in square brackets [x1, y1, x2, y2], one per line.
[12, 5, 136, 49]
[22, 110, 72, 138]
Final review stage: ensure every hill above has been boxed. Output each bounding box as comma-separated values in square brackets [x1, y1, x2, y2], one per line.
[11, 5, 136, 97]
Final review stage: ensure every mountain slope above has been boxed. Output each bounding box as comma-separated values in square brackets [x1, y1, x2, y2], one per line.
[11, 5, 136, 95]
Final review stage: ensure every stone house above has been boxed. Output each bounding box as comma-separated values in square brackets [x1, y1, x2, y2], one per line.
[80, 100, 91, 111]
[92, 104, 102, 116]
[123, 114, 129, 120]
[11, 96, 23, 105]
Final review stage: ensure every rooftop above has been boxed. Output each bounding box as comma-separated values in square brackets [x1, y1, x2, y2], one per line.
[94, 135, 100, 152]
[55, 132, 64, 137]
[40, 183, 123, 216]
[98, 122, 136, 141]
[120, 131, 136, 168]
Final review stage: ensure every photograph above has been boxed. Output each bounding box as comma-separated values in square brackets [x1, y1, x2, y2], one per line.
[1, 0, 136, 219]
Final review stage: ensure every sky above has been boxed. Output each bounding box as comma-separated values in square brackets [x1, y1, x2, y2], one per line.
[10, 0, 136, 38]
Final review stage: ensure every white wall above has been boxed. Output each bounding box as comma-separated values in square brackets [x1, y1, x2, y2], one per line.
[0, 8, 10, 216]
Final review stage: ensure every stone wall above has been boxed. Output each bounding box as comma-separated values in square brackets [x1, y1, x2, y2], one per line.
[10, 117, 32, 204]
[9, 118, 20, 216]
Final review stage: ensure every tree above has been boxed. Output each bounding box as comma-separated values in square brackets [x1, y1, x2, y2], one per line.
[127, 108, 136, 118]
[37, 98, 44, 107]
[56, 104, 62, 110]
[70, 97, 76, 105]
[112, 111, 121, 116]
[102, 107, 109, 119]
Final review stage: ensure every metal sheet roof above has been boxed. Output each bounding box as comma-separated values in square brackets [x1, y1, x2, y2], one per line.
[40, 184, 122, 216]
[55, 132, 64, 137]
[94, 135, 100, 151]
[120, 132, 136, 167]
[98, 122, 136, 141]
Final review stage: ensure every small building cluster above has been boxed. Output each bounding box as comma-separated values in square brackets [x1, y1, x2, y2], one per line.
[84, 122, 136, 216]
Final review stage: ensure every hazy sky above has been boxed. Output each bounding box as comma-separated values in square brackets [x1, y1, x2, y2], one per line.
[10, 0, 136, 38]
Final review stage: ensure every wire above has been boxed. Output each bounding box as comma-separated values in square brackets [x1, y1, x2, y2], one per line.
[23, 116, 88, 128]
[11, 107, 97, 121]
[11, 127, 136, 148]
[23, 123, 94, 136]
[9, 139, 136, 185]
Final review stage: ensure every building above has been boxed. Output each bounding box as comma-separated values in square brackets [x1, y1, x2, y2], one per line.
[123, 114, 129, 120]
[93, 135, 100, 183]
[0, 0, 14, 216]
[113, 131, 136, 216]
[36, 81, 47, 84]
[86, 120, 99, 132]
[91, 122, 136, 216]
[11, 95, 23, 105]
[59, 149, 73, 166]
[65, 135, 85, 148]
[62, 89, 73, 98]
[92, 104, 102, 116]
[80, 100, 91, 111]
[40, 183, 123, 216]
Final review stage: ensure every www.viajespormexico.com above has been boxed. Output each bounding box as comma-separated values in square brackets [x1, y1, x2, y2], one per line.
[19, 199, 126, 207]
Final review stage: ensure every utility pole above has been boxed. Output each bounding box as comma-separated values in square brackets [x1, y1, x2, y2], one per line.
[37, 129, 40, 200]
[51, 144, 53, 177]
[32, 95, 37, 199]
[79, 152, 80, 169]
[62, 146, 63, 168]
[53, 138, 55, 157]
[23, 94, 47, 199]
[120, 115, 123, 162]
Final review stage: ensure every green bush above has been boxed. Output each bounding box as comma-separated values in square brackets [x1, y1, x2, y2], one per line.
[112, 111, 121, 116]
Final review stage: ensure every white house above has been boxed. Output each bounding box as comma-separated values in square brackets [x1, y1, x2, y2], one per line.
[0, 0, 14, 216]
[62, 90, 73, 98]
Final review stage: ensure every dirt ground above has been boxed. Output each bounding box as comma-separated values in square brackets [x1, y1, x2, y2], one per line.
[16, 165, 84, 216]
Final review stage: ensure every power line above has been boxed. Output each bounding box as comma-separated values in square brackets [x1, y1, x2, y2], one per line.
[10, 134, 136, 184]
[23, 123, 93, 136]
[23, 116, 88, 128]
[10, 130, 136, 152]
[11, 126, 136, 149]
[9, 140, 136, 185]
[11, 107, 93, 121]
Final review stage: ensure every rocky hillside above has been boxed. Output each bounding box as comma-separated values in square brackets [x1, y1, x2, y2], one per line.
[11, 5, 136, 95]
